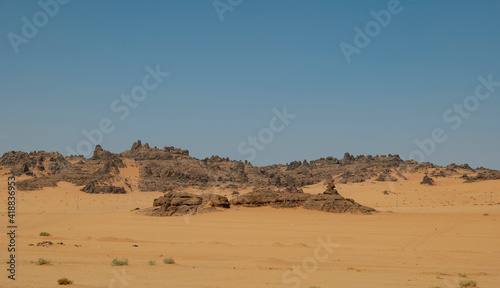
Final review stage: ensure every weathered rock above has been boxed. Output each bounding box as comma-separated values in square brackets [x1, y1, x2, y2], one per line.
[81, 180, 126, 194]
[429, 169, 447, 178]
[341, 152, 355, 164]
[323, 181, 339, 195]
[447, 163, 475, 172]
[230, 183, 375, 215]
[420, 175, 435, 185]
[463, 170, 500, 182]
[17, 176, 59, 191]
[337, 170, 368, 184]
[151, 192, 230, 216]
[0, 151, 70, 176]
[131, 140, 142, 150]
[375, 172, 398, 182]
[230, 189, 310, 208]
[3, 140, 499, 212]
[92, 145, 123, 165]
[302, 194, 375, 214]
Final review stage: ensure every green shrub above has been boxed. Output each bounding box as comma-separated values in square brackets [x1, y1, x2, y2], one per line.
[163, 258, 175, 264]
[36, 258, 51, 265]
[39, 232, 51, 236]
[111, 258, 129, 266]
[57, 277, 73, 285]
[458, 273, 467, 277]
[148, 260, 156, 266]
[459, 280, 477, 287]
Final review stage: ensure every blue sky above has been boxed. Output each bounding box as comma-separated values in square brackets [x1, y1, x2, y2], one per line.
[1, 0, 499, 169]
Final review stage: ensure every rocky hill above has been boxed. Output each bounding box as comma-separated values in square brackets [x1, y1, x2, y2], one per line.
[2, 140, 499, 215]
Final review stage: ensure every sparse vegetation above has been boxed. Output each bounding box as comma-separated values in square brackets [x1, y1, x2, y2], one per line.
[459, 280, 477, 287]
[458, 273, 467, 277]
[111, 258, 129, 266]
[148, 260, 156, 266]
[483, 213, 489, 216]
[39, 232, 51, 236]
[163, 258, 175, 264]
[57, 277, 73, 285]
[36, 258, 51, 265]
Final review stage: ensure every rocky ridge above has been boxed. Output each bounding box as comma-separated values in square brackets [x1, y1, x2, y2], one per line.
[1, 140, 499, 213]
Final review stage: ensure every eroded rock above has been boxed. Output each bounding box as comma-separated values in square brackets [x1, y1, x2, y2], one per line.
[150, 192, 230, 216]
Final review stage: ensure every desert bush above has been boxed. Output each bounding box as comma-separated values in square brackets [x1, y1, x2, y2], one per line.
[39, 232, 51, 236]
[163, 258, 175, 264]
[36, 258, 51, 265]
[111, 258, 129, 266]
[459, 280, 477, 287]
[148, 260, 156, 266]
[57, 277, 73, 285]
[458, 273, 467, 277]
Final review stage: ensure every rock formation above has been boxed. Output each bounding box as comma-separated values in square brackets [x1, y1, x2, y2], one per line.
[230, 181, 375, 215]
[0, 150, 70, 176]
[1, 141, 498, 212]
[420, 175, 435, 185]
[150, 192, 230, 216]
[81, 180, 126, 194]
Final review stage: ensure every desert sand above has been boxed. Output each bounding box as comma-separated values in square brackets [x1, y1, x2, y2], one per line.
[1, 167, 499, 288]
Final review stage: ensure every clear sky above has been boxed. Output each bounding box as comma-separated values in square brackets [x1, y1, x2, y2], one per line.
[1, 0, 499, 169]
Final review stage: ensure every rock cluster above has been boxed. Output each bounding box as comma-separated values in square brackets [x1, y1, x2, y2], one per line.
[1, 141, 499, 202]
[121, 140, 189, 160]
[0, 151, 70, 176]
[230, 189, 310, 208]
[81, 180, 126, 194]
[148, 181, 374, 216]
[375, 172, 398, 182]
[462, 170, 500, 183]
[229, 181, 375, 214]
[420, 175, 435, 185]
[150, 192, 230, 216]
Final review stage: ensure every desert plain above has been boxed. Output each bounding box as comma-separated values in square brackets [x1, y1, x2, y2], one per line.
[1, 162, 499, 288]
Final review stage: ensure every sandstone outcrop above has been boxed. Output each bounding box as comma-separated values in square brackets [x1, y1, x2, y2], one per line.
[420, 175, 435, 185]
[81, 180, 126, 194]
[150, 192, 230, 216]
[230, 181, 375, 215]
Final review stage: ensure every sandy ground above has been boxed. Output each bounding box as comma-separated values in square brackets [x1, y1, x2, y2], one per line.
[1, 166, 499, 287]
